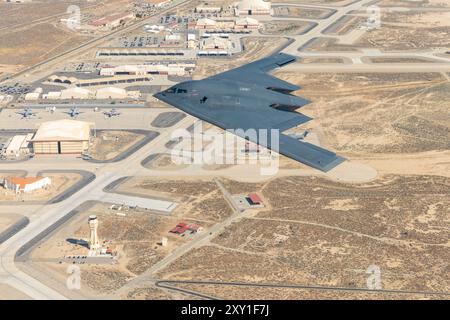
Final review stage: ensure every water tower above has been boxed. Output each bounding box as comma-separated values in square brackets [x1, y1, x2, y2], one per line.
[88, 215, 100, 251]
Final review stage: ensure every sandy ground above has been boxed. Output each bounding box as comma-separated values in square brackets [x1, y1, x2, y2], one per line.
[0, 0, 131, 71]
[0, 23, 93, 66]
[27, 200, 212, 298]
[357, 11, 450, 51]
[274, 72, 450, 156]
[273, 0, 352, 5]
[0, 213, 21, 232]
[0, 283, 31, 300]
[155, 174, 450, 299]
[89, 131, 145, 161]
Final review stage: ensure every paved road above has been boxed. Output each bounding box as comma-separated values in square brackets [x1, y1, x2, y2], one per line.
[114, 178, 255, 297]
[154, 279, 450, 299]
[1, 0, 449, 299]
[277, 0, 450, 71]
[284, 62, 450, 73]
[281, 0, 377, 56]
[0, 115, 195, 299]
[0, 217, 30, 245]
[0, 0, 191, 84]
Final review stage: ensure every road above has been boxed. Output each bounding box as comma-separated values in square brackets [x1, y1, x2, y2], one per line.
[112, 177, 264, 298]
[0, 115, 195, 299]
[0, 0, 191, 84]
[0, 0, 386, 299]
[276, 0, 450, 70]
[1, 0, 449, 299]
[154, 279, 450, 299]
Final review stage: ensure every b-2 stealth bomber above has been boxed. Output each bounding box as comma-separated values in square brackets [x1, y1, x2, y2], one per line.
[154, 53, 345, 172]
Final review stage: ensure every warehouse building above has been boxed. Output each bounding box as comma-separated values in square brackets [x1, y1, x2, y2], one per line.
[96, 87, 136, 99]
[195, 3, 222, 13]
[3, 134, 33, 158]
[60, 87, 94, 100]
[89, 12, 135, 30]
[195, 18, 217, 29]
[202, 36, 232, 50]
[43, 91, 62, 100]
[97, 49, 185, 57]
[147, 0, 171, 8]
[235, 16, 260, 29]
[99, 64, 190, 76]
[0, 94, 13, 105]
[3, 176, 51, 194]
[31, 120, 92, 154]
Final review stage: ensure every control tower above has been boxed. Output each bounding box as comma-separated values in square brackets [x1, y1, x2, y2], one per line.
[88, 215, 100, 251]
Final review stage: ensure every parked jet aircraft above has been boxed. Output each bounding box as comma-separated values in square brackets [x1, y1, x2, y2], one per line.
[65, 107, 82, 118]
[154, 53, 345, 172]
[103, 108, 121, 118]
[17, 107, 37, 119]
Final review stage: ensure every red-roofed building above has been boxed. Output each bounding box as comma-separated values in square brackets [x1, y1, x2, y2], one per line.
[90, 12, 135, 29]
[170, 222, 203, 234]
[170, 222, 188, 234]
[3, 176, 51, 194]
[187, 223, 204, 233]
[247, 193, 262, 205]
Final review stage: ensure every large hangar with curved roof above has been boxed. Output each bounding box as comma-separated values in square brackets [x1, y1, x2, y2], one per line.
[235, 0, 271, 16]
[31, 120, 93, 154]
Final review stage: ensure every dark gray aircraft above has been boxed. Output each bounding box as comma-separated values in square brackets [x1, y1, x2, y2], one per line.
[103, 108, 121, 118]
[65, 107, 82, 118]
[17, 107, 37, 119]
[154, 53, 345, 172]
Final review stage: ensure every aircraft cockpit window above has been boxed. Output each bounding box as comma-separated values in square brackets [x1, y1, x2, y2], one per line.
[176, 88, 188, 94]
[166, 88, 176, 93]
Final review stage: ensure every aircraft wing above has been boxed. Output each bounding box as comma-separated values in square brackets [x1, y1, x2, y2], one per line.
[155, 53, 345, 172]
[207, 53, 301, 92]
[156, 93, 345, 172]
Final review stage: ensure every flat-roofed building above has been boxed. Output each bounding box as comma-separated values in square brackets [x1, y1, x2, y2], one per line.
[31, 120, 92, 154]
[195, 4, 222, 13]
[146, 0, 171, 8]
[0, 95, 13, 105]
[195, 18, 217, 29]
[99, 64, 188, 77]
[4, 134, 32, 158]
[95, 87, 128, 99]
[43, 91, 62, 100]
[235, 16, 260, 29]
[89, 12, 135, 30]
[202, 36, 232, 50]
[60, 87, 94, 100]
[24, 92, 40, 101]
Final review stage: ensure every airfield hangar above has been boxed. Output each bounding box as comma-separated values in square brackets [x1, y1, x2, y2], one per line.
[235, 0, 271, 16]
[31, 120, 92, 154]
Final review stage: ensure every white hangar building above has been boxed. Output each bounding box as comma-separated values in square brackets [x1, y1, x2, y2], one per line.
[95, 87, 135, 99]
[235, 0, 271, 16]
[31, 120, 92, 154]
[60, 87, 94, 100]
[3, 176, 51, 194]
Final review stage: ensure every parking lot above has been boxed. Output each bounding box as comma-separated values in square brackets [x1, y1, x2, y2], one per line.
[118, 35, 160, 48]
[0, 84, 31, 96]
